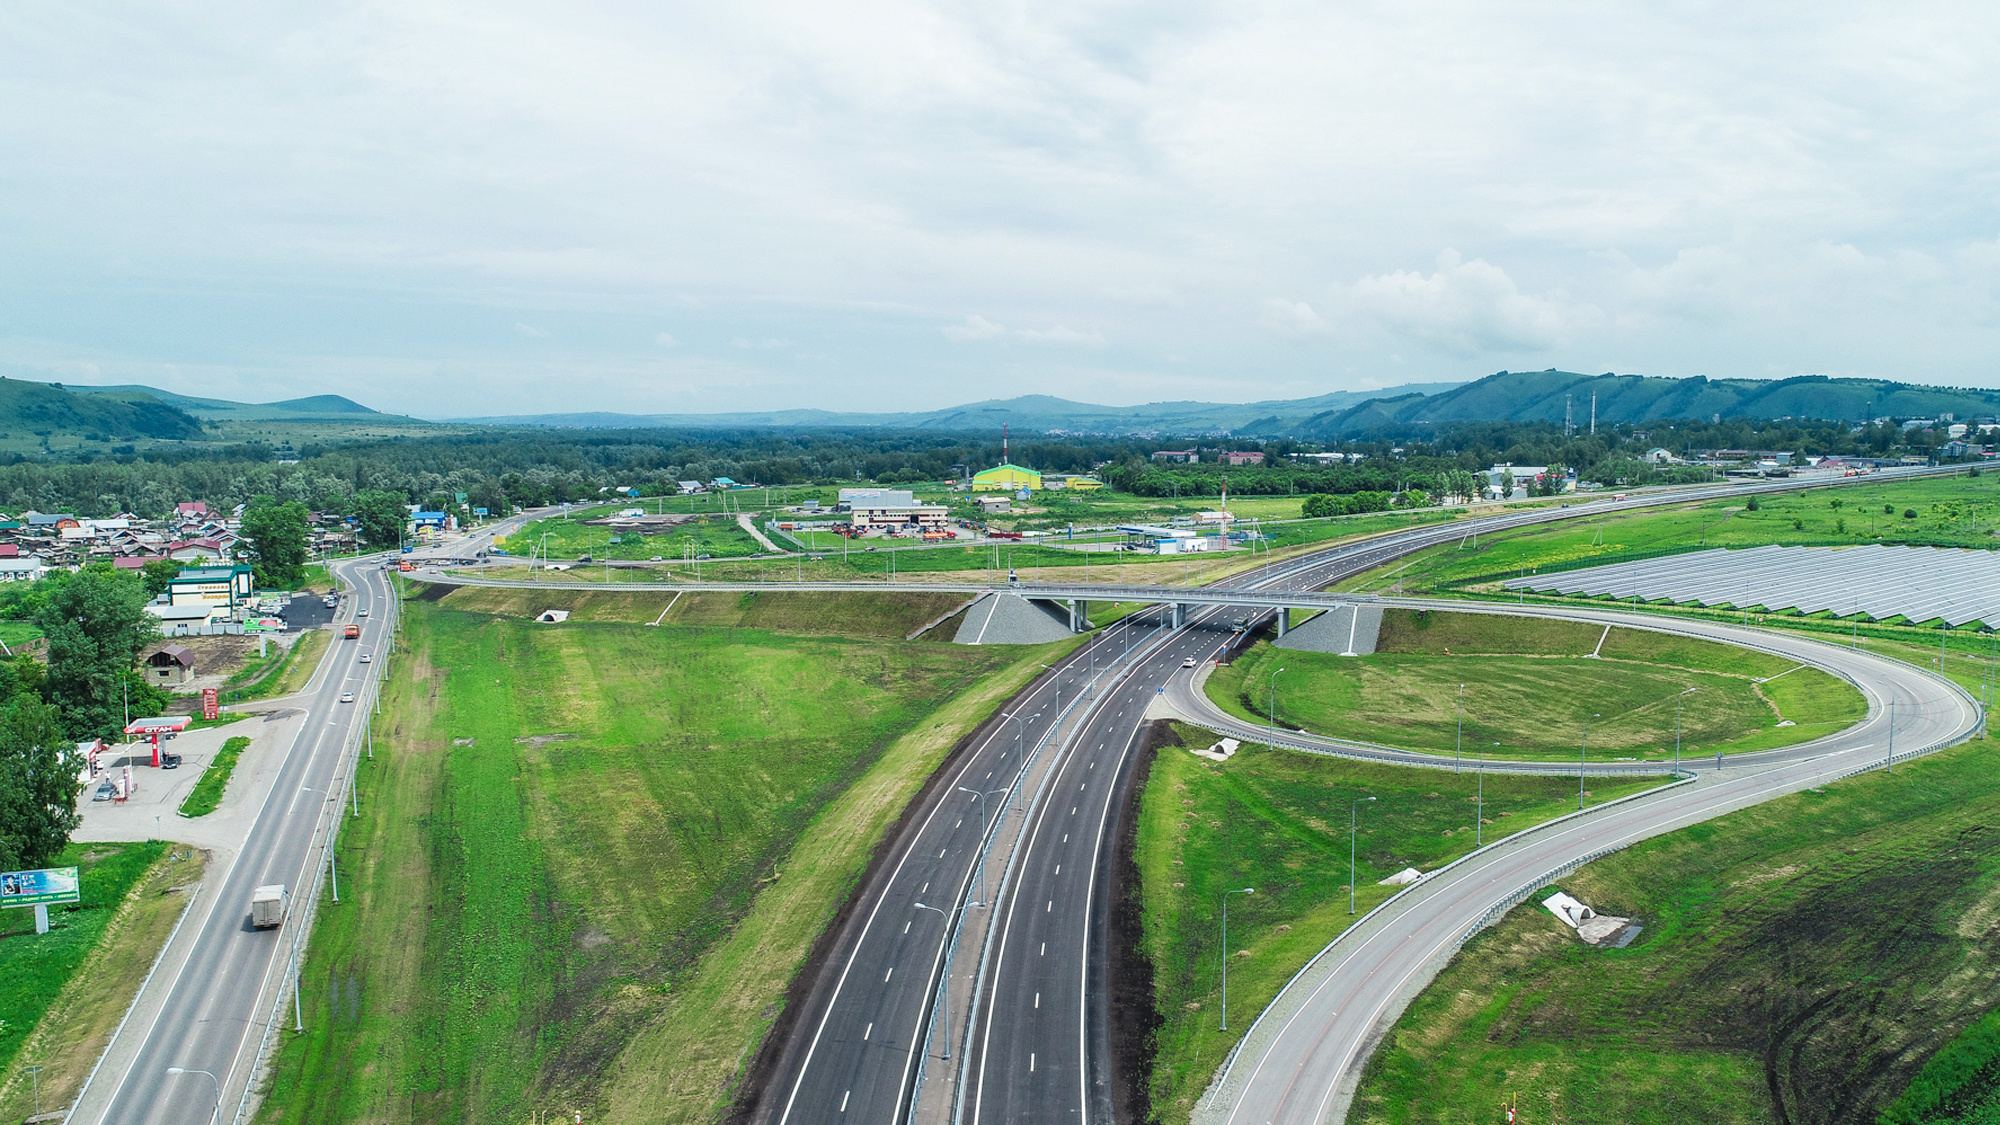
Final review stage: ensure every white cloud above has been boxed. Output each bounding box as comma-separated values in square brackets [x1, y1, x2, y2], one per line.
[513, 322, 550, 338]
[1349, 251, 1593, 355]
[655, 331, 679, 346]
[942, 316, 1103, 346]
[941, 315, 1008, 341]
[1261, 299, 1328, 337]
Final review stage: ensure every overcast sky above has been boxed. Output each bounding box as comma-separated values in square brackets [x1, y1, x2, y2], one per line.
[2, 2, 1997, 417]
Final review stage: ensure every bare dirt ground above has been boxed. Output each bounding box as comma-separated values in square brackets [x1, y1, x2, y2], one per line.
[142, 632, 303, 693]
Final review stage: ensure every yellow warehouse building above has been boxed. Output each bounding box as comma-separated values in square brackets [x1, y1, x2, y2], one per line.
[971, 464, 1043, 491]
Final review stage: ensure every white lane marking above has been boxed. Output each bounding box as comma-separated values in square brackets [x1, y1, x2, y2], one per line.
[904, 921, 911, 934]
[1040, 943, 1045, 956]
[940, 848, 947, 858]
[921, 882, 928, 894]
[1046, 901, 1052, 913]
[1054, 865, 1060, 875]
[955, 819, 962, 828]
[1063, 834, 1068, 843]
[840, 1090, 850, 1112]
[884, 967, 893, 982]
[1030, 1053, 1036, 1073]
[1035, 992, 1040, 1008]
[863, 1023, 872, 1040]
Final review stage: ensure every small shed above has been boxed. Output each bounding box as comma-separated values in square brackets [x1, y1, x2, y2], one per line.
[147, 644, 197, 685]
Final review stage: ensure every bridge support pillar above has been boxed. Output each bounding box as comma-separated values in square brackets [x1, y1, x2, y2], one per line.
[1068, 599, 1081, 632]
[1170, 602, 1186, 629]
[1275, 609, 1289, 639]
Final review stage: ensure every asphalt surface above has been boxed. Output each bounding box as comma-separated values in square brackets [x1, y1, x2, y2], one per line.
[70, 555, 395, 1125]
[1200, 609, 1982, 1125]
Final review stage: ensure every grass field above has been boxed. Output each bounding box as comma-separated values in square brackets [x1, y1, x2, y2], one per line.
[1343, 472, 1999, 598]
[1206, 611, 1866, 763]
[0, 841, 205, 1122]
[219, 629, 328, 703]
[178, 735, 252, 817]
[432, 584, 977, 638]
[1135, 724, 1661, 1124]
[1352, 731, 2000, 1125]
[499, 509, 768, 561]
[258, 598, 1070, 1124]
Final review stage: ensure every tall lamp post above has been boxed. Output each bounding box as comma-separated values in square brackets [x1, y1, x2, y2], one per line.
[999, 710, 1027, 816]
[1268, 666, 1285, 750]
[1674, 687, 1696, 772]
[956, 786, 1008, 907]
[1220, 887, 1255, 1030]
[1349, 796, 1376, 914]
[1454, 683, 1464, 774]
[166, 1066, 221, 1125]
[911, 902, 951, 1059]
[1579, 714, 1598, 810]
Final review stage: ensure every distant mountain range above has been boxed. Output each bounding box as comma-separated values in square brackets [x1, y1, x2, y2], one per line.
[446, 385, 1470, 435]
[1293, 370, 2000, 438]
[447, 370, 2000, 438]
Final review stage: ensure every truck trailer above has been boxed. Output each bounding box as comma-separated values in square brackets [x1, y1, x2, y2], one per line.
[251, 884, 288, 929]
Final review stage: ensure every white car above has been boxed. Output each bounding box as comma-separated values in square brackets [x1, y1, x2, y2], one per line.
[1182, 657, 1197, 668]
[339, 692, 355, 703]
[359, 652, 372, 663]
[358, 608, 370, 617]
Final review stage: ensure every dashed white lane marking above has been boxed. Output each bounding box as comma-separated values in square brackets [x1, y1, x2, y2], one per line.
[903, 921, 911, 934]
[840, 1091, 850, 1112]
[1054, 865, 1060, 874]
[1046, 900, 1052, 912]
[1040, 942, 1045, 956]
[864, 1023, 872, 1040]
[1035, 992, 1040, 1009]
[884, 967, 893, 982]
[1030, 1053, 1036, 1072]
[921, 882, 928, 893]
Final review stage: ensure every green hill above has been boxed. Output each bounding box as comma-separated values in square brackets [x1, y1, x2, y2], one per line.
[0, 378, 204, 444]
[1301, 370, 2000, 437]
[74, 385, 382, 420]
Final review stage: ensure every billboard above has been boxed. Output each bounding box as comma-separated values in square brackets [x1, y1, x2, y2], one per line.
[0, 867, 80, 908]
[202, 687, 220, 721]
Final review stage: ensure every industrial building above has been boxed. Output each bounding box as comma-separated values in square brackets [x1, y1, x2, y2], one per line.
[972, 464, 1042, 492]
[846, 496, 950, 534]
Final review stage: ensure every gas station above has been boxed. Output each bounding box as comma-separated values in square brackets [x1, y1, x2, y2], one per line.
[124, 715, 192, 767]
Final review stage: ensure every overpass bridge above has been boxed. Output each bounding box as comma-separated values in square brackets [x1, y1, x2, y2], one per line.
[403, 570, 1366, 635]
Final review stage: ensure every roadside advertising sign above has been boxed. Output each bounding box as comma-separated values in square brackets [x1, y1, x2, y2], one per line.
[0, 867, 80, 908]
[202, 687, 220, 721]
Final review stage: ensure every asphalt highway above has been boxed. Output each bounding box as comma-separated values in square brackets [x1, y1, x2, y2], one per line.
[409, 465, 1964, 1125]
[71, 554, 395, 1125]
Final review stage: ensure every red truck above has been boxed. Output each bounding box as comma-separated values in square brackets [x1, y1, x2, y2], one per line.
[344, 625, 361, 640]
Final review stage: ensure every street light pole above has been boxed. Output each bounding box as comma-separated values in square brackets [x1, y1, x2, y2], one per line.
[1268, 666, 1285, 750]
[1579, 714, 1598, 811]
[911, 902, 951, 1059]
[1675, 687, 1695, 772]
[166, 1066, 221, 1125]
[1454, 683, 1464, 774]
[1350, 796, 1376, 914]
[1221, 887, 1255, 1030]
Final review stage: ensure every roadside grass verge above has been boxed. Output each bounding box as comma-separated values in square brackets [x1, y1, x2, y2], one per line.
[1353, 733, 2000, 1124]
[1340, 472, 2000, 597]
[219, 629, 328, 704]
[1208, 611, 1864, 763]
[501, 510, 767, 561]
[0, 842, 201, 1121]
[177, 736, 252, 817]
[257, 600, 1073, 1124]
[436, 584, 974, 639]
[1135, 724, 1659, 1124]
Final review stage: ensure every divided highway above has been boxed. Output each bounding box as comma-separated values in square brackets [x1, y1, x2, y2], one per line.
[69, 555, 396, 1125]
[399, 466, 1969, 1125]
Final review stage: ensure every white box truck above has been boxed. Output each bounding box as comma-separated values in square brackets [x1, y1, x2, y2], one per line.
[251, 884, 288, 930]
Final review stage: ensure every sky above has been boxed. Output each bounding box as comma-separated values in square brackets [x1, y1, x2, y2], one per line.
[2, 2, 1998, 418]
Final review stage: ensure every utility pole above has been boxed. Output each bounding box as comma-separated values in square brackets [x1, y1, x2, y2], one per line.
[1579, 715, 1598, 810]
[1269, 666, 1285, 751]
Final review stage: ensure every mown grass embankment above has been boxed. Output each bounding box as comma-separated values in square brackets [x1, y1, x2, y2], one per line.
[1353, 734, 2000, 1125]
[1207, 610, 1866, 763]
[1135, 723, 1660, 1124]
[0, 842, 203, 1121]
[177, 735, 251, 817]
[258, 597, 1073, 1124]
[219, 628, 328, 703]
[1341, 472, 2000, 597]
